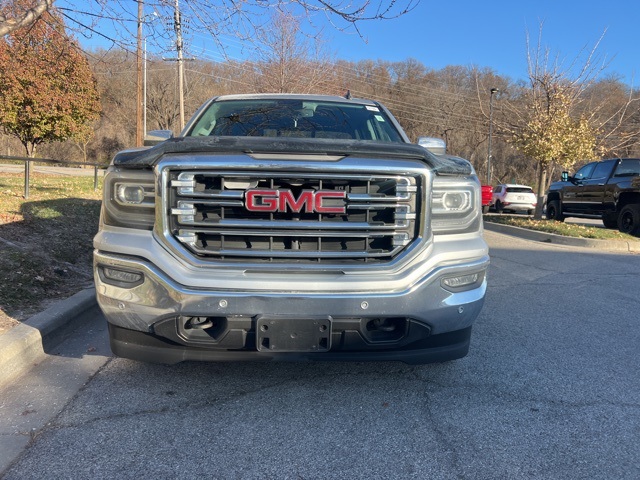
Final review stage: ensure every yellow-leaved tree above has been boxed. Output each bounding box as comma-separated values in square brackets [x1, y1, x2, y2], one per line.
[488, 26, 613, 219]
[510, 80, 598, 218]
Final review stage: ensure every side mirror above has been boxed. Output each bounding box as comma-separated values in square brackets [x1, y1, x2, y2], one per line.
[417, 137, 446, 156]
[144, 130, 174, 147]
[561, 171, 569, 182]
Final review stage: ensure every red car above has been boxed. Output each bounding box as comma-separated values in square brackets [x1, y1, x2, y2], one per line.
[481, 185, 493, 214]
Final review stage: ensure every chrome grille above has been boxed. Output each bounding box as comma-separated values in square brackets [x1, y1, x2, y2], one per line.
[164, 170, 421, 263]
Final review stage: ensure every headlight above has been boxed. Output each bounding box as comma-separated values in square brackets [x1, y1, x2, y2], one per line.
[441, 191, 471, 211]
[116, 184, 146, 205]
[431, 175, 481, 234]
[102, 168, 156, 230]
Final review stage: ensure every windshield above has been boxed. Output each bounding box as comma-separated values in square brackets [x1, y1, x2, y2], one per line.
[186, 98, 404, 142]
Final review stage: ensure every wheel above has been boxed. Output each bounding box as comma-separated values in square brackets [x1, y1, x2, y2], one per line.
[546, 200, 564, 222]
[495, 201, 504, 213]
[527, 209, 534, 216]
[602, 213, 618, 229]
[482, 205, 490, 214]
[618, 204, 640, 236]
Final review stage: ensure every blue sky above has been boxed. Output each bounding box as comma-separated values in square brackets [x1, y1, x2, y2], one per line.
[326, 0, 639, 83]
[71, 0, 638, 85]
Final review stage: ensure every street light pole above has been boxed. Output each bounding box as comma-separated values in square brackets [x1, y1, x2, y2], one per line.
[487, 87, 499, 185]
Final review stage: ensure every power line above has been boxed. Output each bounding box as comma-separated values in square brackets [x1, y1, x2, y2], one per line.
[182, 49, 491, 129]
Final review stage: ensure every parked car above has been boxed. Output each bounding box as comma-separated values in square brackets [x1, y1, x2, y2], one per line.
[546, 158, 640, 234]
[492, 184, 537, 214]
[481, 185, 493, 214]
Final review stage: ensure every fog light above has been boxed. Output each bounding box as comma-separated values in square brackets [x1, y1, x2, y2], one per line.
[100, 266, 144, 287]
[116, 184, 145, 205]
[442, 273, 480, 291]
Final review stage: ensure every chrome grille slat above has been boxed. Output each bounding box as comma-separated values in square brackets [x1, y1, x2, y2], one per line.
[178, 228, 390, 238]
[346, 194, 410, 202]
[188, 249, 403, 259]
[164, 168, 421, 263]
[174, 220, 404, 230]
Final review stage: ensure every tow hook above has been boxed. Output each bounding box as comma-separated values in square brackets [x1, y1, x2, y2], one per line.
[185, 317, 213, 330]
[372, 318, 397, 332]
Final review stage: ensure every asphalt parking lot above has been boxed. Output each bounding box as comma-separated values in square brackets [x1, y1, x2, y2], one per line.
[1, 229, 638, 479]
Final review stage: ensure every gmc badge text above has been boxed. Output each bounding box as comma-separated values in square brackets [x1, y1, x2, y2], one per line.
[94, 94, 489, 364]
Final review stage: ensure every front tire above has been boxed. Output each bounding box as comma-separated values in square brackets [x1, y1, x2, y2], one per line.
[546, 200, 564, 222]
[618, 204, 640, 236]
[495, 201, 504, 214]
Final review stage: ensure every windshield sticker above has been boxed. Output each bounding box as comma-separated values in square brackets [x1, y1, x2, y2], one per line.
[366, 106, 380, 112]
[375, 115, 386, 122]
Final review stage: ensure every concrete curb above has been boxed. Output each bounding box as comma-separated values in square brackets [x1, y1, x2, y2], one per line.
[0, 288, 97, 387]
[483, 221, 640, 253]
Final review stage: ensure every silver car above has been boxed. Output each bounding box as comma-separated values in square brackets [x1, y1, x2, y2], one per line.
[492, 184, 537, 214]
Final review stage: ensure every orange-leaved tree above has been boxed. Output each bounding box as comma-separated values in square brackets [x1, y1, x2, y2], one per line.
[0, 1, 101, 159]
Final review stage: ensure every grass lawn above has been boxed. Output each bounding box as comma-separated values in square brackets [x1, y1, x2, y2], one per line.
[0, 172, 103, 332]
[483, 214, 639, 241]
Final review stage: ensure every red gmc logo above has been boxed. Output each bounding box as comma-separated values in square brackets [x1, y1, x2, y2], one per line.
[245, 189, 346, 213]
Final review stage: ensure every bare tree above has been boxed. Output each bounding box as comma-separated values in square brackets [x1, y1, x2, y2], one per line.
[1, 0, 419, 54]
[0, 0, 53, 36]
[578, 76, 640, 157]
[483, 25, 640, 218]
[251, 11, 334, 93]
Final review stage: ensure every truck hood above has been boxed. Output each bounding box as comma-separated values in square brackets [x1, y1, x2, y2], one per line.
[111, 136, 474, 176]
[547, 180, 569, 192]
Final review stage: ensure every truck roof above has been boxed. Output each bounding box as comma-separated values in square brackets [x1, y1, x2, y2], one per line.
[497, 183, 533, 189]
[210, 93, 378, 106]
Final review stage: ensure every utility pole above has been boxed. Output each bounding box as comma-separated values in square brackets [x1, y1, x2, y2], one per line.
[163, 0, 192, 131]
[143, 38, 147, 138]
[136, 0, 143, 147]
[174, 0, 185, 130]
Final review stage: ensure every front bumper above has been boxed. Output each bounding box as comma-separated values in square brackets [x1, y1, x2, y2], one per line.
[108, 322, 474, 365]
[94, 251, 487, 364]
[502, 203, 536, 212]
[94, 223, 488, 364]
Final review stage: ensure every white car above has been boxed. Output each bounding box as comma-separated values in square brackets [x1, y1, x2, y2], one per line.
[492, 184, 537, 214]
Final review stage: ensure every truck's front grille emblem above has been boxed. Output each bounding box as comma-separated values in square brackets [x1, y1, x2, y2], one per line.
[163, 169, 421, 264]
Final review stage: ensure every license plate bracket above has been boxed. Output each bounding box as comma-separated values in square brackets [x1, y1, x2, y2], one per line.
[256, 317, 332, 353]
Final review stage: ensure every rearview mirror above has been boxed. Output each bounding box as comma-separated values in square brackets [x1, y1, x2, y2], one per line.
[144, 130, 174, 147]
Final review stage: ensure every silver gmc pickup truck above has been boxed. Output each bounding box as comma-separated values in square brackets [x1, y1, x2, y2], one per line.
[94, 93, 488, 364]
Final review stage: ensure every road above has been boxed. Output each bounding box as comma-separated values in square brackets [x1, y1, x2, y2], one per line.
[1, 231, 639, 479]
